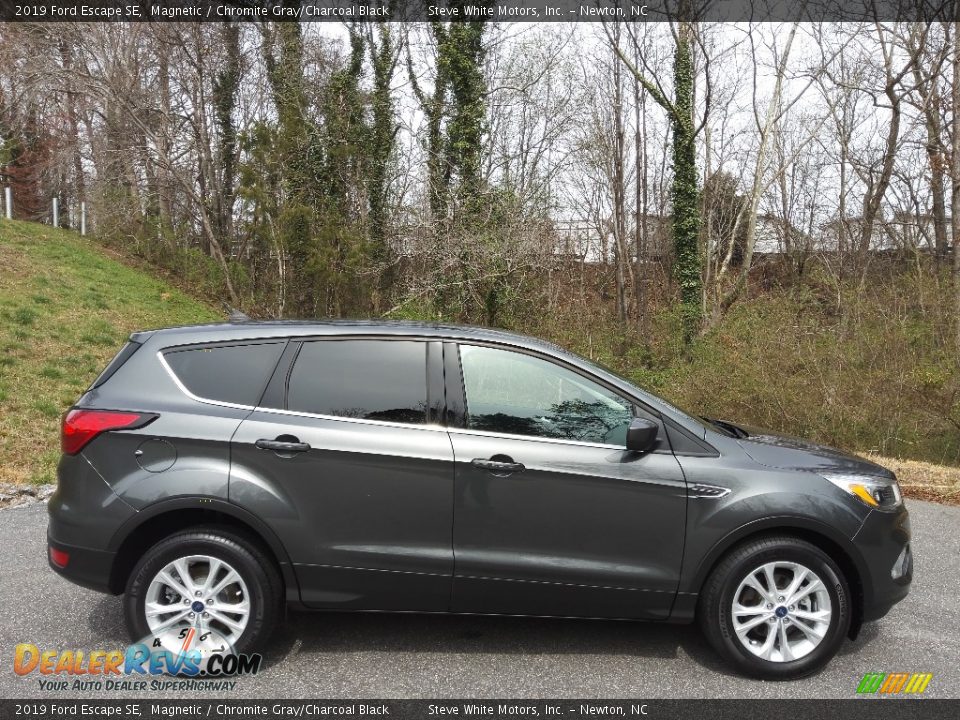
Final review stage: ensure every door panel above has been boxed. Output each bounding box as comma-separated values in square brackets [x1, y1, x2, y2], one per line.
[228, 338, 454, 612]
[448, 343, 687, 619]
[449, 432, 686, 618]
[231, 412, 455, 610]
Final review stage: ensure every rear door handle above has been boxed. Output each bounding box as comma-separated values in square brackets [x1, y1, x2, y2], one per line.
[256, 438, 311, 453]
[471, 457, 526, 475]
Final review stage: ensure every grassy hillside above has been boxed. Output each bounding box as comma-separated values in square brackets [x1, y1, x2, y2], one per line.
[540, 293, 956, 458]
[0, 220, 219, 484]
[1, 218, 957, 503]
[533, 276, 960, 501]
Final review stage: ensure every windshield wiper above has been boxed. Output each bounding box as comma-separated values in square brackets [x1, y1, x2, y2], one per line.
[702, 417, 749, 439]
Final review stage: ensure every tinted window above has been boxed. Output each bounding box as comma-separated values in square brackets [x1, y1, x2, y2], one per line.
[287, 340, 427, 424]
[460, 345, 634, 445]
[165, 342, 284, 406]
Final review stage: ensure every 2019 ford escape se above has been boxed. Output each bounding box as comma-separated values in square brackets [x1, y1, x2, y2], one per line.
[48, 321, 912, 679]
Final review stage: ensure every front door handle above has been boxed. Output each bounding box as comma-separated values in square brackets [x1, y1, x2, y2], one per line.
[471, 457, 526, 475]
[256, 437, 311, 453]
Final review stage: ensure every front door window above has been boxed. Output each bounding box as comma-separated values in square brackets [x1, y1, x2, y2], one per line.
[459, 345, 634, 445]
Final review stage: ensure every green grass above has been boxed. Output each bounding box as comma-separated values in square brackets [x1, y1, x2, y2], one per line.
[0, 219, 219, 484]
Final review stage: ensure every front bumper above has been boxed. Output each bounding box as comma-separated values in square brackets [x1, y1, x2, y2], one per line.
[853, 504, 912, 621]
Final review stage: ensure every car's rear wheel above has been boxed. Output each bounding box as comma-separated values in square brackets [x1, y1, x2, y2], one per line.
[698, 535, 851, 679]
[124, 528, 281, 662]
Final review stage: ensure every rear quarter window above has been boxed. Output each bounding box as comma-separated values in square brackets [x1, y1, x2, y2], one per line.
[163, 342, 285, 407]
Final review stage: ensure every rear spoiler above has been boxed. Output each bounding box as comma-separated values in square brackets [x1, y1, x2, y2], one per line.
[129, 329, 156, 344]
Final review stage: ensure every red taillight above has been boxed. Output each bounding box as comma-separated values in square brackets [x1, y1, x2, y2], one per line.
[60, 409, 153, 455]
[49, 546, 70, 568]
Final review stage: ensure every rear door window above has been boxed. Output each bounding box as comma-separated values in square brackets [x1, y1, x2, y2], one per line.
[286, 340, 428, 425]
[164, 342, 285, 406]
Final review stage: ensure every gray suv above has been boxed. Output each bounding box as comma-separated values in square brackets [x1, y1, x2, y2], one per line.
[48, 321, 912, 679]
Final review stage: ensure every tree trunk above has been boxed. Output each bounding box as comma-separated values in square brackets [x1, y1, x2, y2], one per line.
[952, 21, 960, 350]
[58, 40, 86, 213]
[717, 24, 798, 319]
[672, 22, 702, 342]
[611, 41, 630, 323]
[603, 16, 703, 342]
[213, 22, 241, 248]
[368, 22, 396, 296]
[156, 41, 173, 233]
[907, 25, 949, 260]
[923, 87, 949, 259]
[633, 72, 646, 326]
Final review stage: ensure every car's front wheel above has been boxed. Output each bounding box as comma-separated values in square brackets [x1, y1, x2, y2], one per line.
[698, 535, 851, 679]
[124, 528, 282, 662]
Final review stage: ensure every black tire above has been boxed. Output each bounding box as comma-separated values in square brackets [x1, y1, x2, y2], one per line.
[698, 535, 851, 680]
[124, 526, 282, 655]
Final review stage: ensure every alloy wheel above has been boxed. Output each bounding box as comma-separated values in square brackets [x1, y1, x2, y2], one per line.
[730, 561, 832, 663]
[144, 554, 251, 652]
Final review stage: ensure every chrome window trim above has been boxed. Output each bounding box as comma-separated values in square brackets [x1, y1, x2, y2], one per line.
[158, 338, 440, 431]
[446, 425, 626, 451]
[250, 405, 449, 434]
[155, 334, 695, 454]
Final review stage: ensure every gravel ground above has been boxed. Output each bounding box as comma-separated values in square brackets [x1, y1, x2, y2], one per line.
[1, 499, 957, 699]
[0, 483, 54, 510]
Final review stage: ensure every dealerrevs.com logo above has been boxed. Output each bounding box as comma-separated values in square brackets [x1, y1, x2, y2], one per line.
[857, 672, 933, 695]
[14, 631, 262, 692]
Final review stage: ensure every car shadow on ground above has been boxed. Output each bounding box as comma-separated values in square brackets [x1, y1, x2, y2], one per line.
[88, 597, 883, 680]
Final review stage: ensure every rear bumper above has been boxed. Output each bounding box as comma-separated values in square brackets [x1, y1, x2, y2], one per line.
[854, 505, 912, 621]
[47, 534, 118, 595]
[46, 453, 135, 595]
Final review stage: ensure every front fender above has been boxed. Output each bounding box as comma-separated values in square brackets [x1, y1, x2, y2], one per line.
[675, 456, 870, 598]
[681, 511, 870, 597]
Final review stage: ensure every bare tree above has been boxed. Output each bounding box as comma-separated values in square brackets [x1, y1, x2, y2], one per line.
[603, 13, 711, 341]
[906, 22, 951, 261]
[953, 19, 960, 350]
[708, 23, 800, 324]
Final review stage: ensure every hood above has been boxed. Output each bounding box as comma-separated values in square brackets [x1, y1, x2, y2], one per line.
[733, 425, 894, 479]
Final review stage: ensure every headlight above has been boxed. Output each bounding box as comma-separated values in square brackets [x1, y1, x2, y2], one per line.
[821, 472, 903, 511]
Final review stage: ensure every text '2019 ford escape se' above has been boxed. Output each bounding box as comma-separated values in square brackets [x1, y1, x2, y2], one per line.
[48, 321, 912, 679]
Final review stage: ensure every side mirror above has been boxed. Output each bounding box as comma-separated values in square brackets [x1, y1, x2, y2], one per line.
[626, 418, 659, 453]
